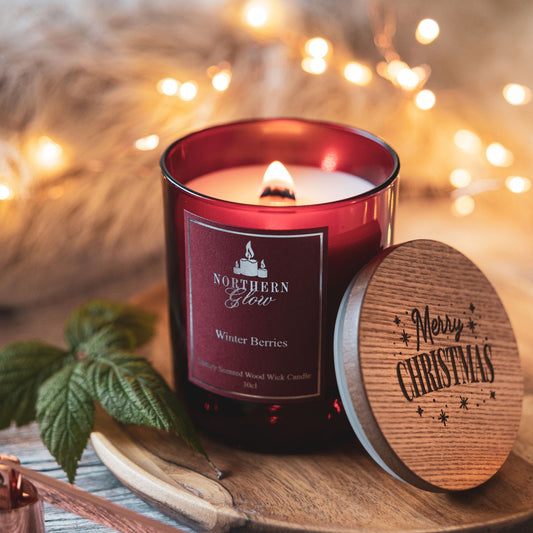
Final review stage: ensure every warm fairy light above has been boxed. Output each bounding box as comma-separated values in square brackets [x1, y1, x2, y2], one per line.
[134, 134, 160, 151]
[449, 169, 472, 188]
[412, 66, 429, 84]
[344, 62, 373, 86]
[212, 70, 232, 91]
[243, 1, 269, 27]
[505, 176, 531, 194]
[305, 37, 329, 59]
[0, 183, 12, 200]
[503, 83, 531, 106]
[301, 37, 330, 74]
[301, 57, 327, 74]
[396, 68, 420, 91]
[156, 78, 180, 96]
[378, 60, 425, 90]
[179, 81, 198, 101]
[452, 195, 475, 217]
[35, 136, 63, 170]
[415, 19, 440, 44]
[454, 129, 482, 154]
[486, 142, 514, 167]
[375, 62, 388, 79]
[414, 89, 435, 110]
[386, 59, 409, 80]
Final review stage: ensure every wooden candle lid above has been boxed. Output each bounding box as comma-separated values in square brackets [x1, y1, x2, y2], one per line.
[334, 239, 523, 492]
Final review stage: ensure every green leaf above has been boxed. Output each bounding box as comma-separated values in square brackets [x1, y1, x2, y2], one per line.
[64, 300, 156, 352]
[36, 362, 95, 483]
[80, 325, 136, 358]
[0, 341, 70, 429]
[87, 351, 205, 456]
[1, 298, 210, 482]
[156, 384, 207, 458]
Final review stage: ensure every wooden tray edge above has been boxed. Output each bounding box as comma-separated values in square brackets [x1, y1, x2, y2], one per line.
[90, 417, 248, 532]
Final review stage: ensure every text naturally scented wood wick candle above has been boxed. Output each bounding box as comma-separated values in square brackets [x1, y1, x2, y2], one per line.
[161, 118, 399, 451]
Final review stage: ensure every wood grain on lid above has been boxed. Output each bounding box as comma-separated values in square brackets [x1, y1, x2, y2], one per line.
[336, 240, 523, 491]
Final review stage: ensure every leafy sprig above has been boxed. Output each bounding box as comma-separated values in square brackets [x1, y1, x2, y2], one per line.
[0, 300, 205, 483]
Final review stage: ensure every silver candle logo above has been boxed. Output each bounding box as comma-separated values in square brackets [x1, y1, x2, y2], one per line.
[233, 241, 268, 278]
[213, 240, 290, 309]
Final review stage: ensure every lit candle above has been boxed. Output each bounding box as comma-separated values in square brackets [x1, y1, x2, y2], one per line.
[185, 161, 374, 205]
[161, 118, 399, 450]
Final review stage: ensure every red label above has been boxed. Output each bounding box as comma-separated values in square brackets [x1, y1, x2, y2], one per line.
[185, 212, 327, 401]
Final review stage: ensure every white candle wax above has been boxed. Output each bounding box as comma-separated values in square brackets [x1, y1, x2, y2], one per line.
[185, 164, 374, 205]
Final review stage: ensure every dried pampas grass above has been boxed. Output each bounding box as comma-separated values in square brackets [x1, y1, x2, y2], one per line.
[0, 0, 532, 308]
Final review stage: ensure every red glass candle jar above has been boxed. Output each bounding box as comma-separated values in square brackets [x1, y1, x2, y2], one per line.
[161, 118, 399, 450]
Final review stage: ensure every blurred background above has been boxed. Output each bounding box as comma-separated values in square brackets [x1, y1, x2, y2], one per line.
[0, 0, 531, 369]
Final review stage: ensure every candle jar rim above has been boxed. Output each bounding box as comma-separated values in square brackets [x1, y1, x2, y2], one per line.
[160, 117, 400, 209]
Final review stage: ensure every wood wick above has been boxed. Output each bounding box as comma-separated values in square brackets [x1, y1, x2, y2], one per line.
[0, 459, 186, 533]
[260, 185, 296, 201]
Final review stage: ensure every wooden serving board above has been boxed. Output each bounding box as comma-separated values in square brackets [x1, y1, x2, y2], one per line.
[90, 283, 533, 532]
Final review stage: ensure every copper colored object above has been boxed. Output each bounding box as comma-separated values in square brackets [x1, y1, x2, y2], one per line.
[0, 454, 45, 532]
[2, 457, 184, 532]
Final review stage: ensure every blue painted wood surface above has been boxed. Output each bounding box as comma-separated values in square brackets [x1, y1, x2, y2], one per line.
[0, 422, 195, 532]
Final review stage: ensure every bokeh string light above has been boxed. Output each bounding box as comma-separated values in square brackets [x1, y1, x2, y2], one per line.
[449, 169, 472, 189]
[33, 136, 64, 172]
[211, 69, 232, 91]
[486, 142, 514, 167]
[414, 89, 436, 110]
[506, 176, 531, 194]
[503, 83, 531, 106]
[178, 81, 199, 101]
[343, 61, 373, 86]
[134, 135, 160, 151]
[415, 19, 440, 45]
[0, 0, 530, 220]
[243, 0, 270, 28]
[0, 183, 12, 200]
[305, 37, 329, 59]
[454, 129, 483, 155]
[301, 37, 330, 74]
[156, 78, 180, 96]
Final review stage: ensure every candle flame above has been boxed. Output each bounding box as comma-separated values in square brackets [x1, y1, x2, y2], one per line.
[260, 161, 296, 204]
